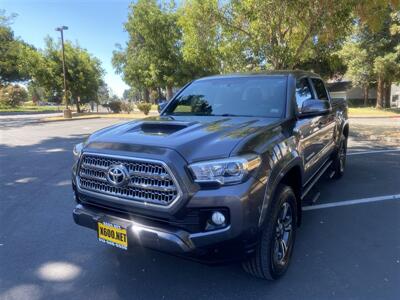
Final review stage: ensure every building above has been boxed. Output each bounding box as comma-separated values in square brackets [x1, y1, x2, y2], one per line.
[327, 81, 377, 106]
[391, 84, 400, 108]
[327, 80, 400, 108]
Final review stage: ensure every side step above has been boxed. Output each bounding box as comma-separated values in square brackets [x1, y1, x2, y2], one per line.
[301, 160, 332, 201]
[328, 170, 336, 179]
[302, 188, 321, 206]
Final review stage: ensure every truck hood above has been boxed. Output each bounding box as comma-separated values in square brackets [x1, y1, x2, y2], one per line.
[86, 115, 281, 163]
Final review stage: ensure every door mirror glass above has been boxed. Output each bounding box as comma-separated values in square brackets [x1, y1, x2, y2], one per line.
[299, 99, 331, 117]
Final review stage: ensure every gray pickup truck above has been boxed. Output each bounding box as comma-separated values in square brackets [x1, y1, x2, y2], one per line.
[72, 71, 348, 280]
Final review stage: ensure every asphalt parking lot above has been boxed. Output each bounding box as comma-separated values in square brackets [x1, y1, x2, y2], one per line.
[0, 118, 399, 300]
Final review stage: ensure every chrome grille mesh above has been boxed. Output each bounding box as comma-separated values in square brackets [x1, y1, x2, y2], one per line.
[78, 154, 180, 206]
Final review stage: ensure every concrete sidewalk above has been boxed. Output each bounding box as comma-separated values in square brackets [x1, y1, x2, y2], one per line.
[0, 112, 62, 119]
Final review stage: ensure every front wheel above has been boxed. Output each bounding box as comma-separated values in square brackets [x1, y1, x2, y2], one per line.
[242, 184, 297, 280]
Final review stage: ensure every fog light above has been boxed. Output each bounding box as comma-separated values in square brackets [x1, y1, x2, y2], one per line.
[211, 211, 226, 225]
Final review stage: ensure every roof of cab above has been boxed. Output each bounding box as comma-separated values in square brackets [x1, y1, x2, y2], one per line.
[197, 70, 320, 81]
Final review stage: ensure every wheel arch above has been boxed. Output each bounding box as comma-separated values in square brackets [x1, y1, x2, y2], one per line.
[258, 157, 303, 228]
[280, 165, 302, 227]
[343, 122, 349, 138]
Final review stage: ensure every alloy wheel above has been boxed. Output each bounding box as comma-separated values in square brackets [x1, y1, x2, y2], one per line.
[272, 202, 293, 266]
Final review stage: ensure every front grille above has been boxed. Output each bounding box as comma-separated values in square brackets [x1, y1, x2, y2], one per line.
[77, 154, 180, 206]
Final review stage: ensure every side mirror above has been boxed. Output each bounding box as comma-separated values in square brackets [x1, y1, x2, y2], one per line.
[158, 101, 167, 113]
[299, 99, 331, 118]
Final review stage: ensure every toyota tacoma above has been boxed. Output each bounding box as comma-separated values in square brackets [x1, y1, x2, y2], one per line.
[72, 71, 348, 280]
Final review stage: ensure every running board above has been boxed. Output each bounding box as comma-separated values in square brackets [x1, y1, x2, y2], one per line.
[310, 191, 321, 204]
[302, 188, 321, 206]
[301, 160, 333, 200]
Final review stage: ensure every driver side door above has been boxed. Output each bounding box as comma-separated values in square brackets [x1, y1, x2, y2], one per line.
[294, 77, 331, 182]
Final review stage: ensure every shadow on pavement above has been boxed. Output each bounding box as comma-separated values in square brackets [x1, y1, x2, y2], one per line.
[0, 134, 399, 300]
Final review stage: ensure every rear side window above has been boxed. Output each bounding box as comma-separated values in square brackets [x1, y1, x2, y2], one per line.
[311, 78, 329, 100]
[295, 78, 313, 109]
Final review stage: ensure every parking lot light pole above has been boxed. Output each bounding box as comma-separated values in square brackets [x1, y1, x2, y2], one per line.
[55, 25, 71, 118]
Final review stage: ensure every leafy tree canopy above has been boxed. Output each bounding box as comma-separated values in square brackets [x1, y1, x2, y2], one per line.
[113, 0, 188, 100]
[0, 10, 30, 85]
[339, 4, 400, 107]
[24, 37, 104, 111]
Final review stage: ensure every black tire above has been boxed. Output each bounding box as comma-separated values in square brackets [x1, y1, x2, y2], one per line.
[331, 134, 347, 179]
[242, 184, 297, 280]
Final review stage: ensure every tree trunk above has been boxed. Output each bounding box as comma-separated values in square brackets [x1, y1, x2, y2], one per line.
[376, 77, 384, 109]
[363, 85, 369, 106]
[157, 87, 162, 101]
[384, 81, 392, 108]
[143, 89, 149, 102]
[76, 96, 81, 113]
[166, 86, 173, 100]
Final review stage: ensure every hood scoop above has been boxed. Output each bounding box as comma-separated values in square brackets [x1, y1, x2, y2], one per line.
[129, 121, 192, 136]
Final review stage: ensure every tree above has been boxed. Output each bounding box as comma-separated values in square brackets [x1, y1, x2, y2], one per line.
[178, 0, 222, 74]
[373, 10, 400, 108]
[339, 39, 375, 106]
[113, 0, 187, 101]
[179, 0, 400, 75]
[0, 84, 28, 107]
[27, 82, 46, 104]
[296, 46, 347, 80]
[179, 0, 357, 72]
[122, 89, 130, 101]
[97, 80, 110, 105]
[0, 10, 30, 85]
[350, 5, 400, 108]
[374, 49, 400, 108]
[25, 37, 104, 112]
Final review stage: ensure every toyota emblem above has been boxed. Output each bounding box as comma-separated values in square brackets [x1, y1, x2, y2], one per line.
[106, 164, 129, 186]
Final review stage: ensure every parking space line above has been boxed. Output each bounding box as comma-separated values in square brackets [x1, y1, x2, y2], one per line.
[303, 194, 400, 211]
[347, 149, 400, 156]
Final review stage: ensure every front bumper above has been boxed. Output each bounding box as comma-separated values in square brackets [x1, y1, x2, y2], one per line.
[73, 204, 233, 254]
[72, 148, 267, 260]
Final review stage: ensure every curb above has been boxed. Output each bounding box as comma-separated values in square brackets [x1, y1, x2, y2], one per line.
[39, 116, 103, 123]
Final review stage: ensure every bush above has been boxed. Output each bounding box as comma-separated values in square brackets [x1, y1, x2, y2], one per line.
[121, 102, 134, 114]
[150, 90, 159, 102]
[136, 102, 152, 115]
[108, 101, 123, 113]
[0, 85, 28, 107]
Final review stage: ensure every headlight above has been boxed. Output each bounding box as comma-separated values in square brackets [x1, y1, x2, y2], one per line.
[188, 155, 261, 185]
[73, 142, 83, 162]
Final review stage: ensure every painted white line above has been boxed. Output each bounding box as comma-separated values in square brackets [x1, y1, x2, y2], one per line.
[303, 194, 400, 211]
[347, 149, 400, 156]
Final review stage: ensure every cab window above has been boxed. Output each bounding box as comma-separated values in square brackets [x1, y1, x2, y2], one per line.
[311, 78, 329, 100]
[295, 78, 313, 109]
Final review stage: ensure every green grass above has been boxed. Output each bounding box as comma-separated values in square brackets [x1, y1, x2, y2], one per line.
[0, 104, 63, 113]
[348, 107, 400, 117]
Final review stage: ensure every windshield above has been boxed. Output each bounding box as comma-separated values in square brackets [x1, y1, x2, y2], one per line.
[163, 76, 287, 118]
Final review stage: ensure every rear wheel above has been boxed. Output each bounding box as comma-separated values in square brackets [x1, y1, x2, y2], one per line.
[242, 184, 297, 280]
[331, 134, 347, 179]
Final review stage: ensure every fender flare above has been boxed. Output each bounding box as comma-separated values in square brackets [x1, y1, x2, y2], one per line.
[258, 154, 303, 227]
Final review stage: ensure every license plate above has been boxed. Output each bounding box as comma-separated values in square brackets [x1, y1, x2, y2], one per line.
[98, 221, 128, 250]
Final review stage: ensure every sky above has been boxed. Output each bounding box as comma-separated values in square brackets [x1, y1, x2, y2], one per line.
[2, 0, 132, 97]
